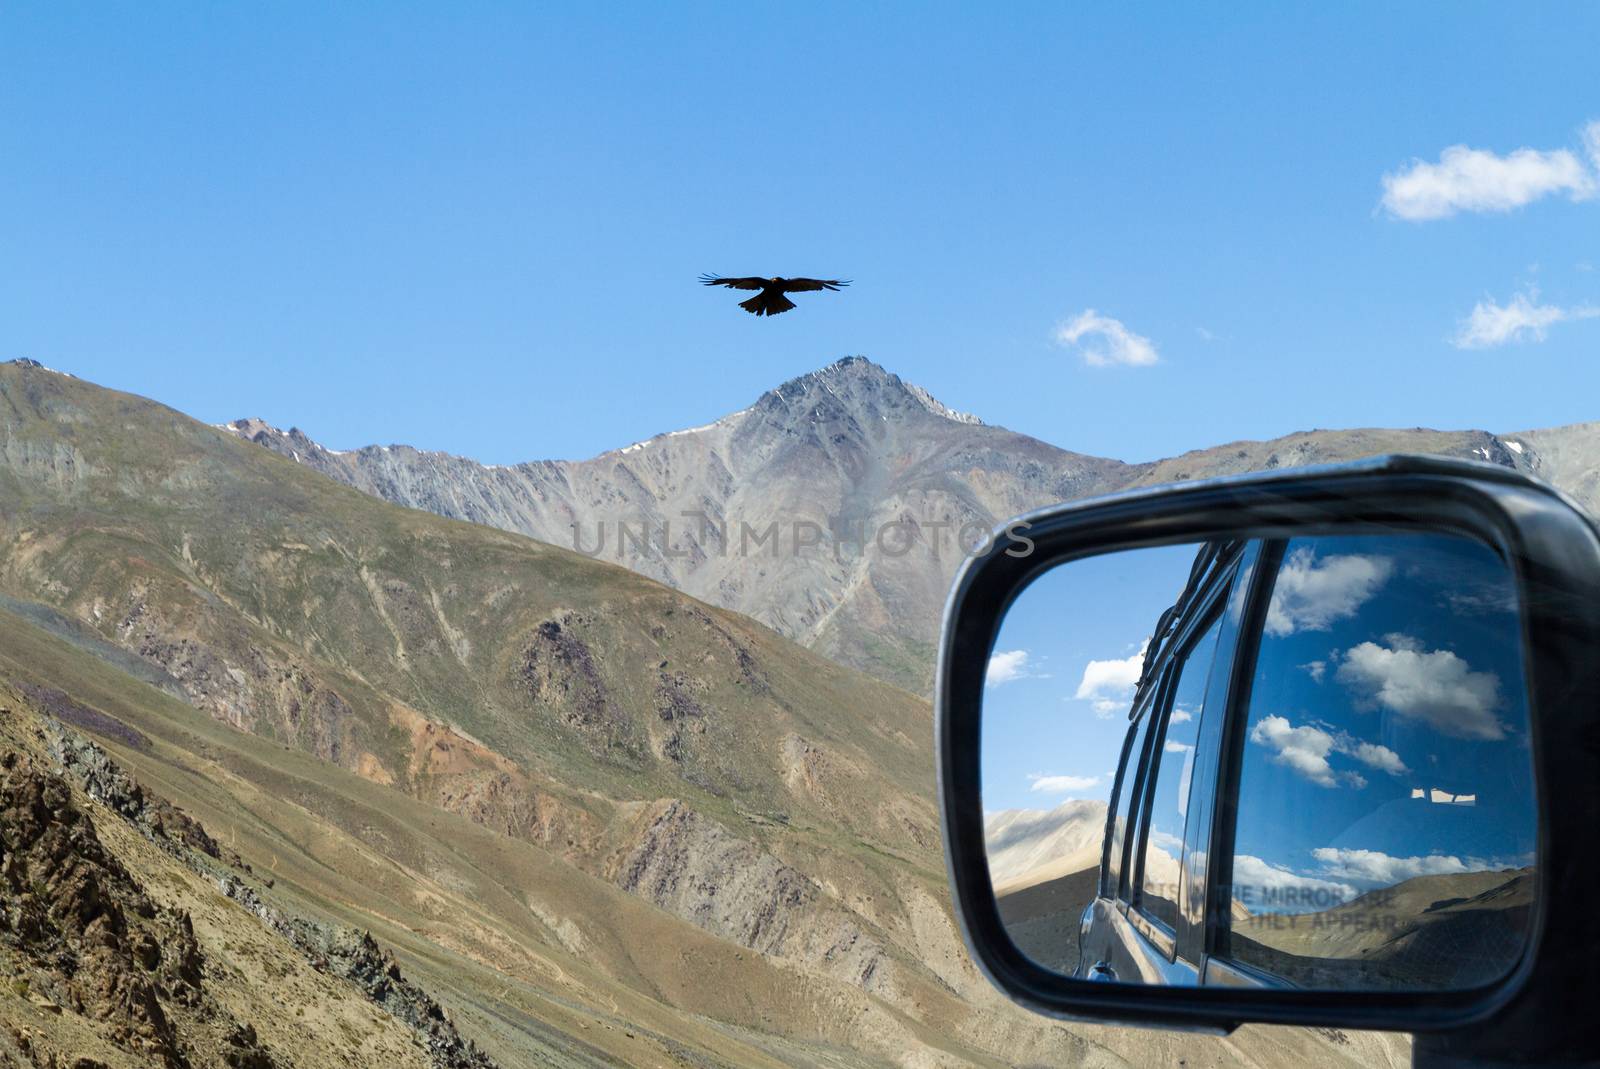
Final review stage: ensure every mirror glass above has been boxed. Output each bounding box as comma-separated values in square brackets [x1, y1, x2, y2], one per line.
[981, 531, 1537, 992]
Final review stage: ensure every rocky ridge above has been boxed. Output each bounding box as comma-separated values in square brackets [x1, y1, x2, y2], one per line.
[23, 706, 495, 1069]
[0, 744, 271, 1068]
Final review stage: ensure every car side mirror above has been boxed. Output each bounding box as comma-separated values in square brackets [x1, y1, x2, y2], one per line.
[935, 456, 1600, 1068]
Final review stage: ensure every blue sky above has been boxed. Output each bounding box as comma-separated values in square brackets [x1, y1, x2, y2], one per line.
[4, 4, 1599, 465]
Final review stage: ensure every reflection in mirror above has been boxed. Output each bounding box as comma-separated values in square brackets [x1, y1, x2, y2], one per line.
[981, 532, 1537, 993]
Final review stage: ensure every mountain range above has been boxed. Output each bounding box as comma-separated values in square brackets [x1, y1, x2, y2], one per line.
[984, 800, 1108, 892]
[225, 355, 1600, 692]
[0, 358, 1405, 1067]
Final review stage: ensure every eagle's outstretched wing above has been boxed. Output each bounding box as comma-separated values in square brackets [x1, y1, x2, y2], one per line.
[780, 278, 850, 293]
[699, 274, 767, 291]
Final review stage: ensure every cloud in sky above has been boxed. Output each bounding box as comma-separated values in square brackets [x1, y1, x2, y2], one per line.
[1445, 575, 1520, 616]
[1027, 772, 1101, 794]
[1265, 548, 1393, 637]
[1453, 291, 1600, 349]
[1336, 634, 1506, 740]
[986, 649, 1031, 686]
[1055, 310, 1159, 367]
[1381, 120, 1600, 221]
[1311, 847, 1487, 885]
[1249, 715, 1341, 788]
[1149, 828, 1184, 854]
[1344, 737, 1408, 776]
[1249, 714, 1408, 788]
[1232, 854, 1358, 912]
[1074, 639, 1148, 718]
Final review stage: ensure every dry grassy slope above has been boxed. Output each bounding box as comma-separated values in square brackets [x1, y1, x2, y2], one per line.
[0, 362, 1410, 1066]
[1, 363, 932, 831]
[0, 629, 986, 1069]
[0, 580, 1406, 1069]
[0, 362, 934, 853]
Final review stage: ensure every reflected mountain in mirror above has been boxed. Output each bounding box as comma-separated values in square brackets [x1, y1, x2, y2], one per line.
[982, 532, 1537, 992]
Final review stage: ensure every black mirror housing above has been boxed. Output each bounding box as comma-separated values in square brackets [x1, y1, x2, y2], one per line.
[935, 456, 1600, 1067]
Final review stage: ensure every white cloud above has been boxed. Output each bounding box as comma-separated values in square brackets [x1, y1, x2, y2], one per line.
[1074, 638, 1148, 718]
[1169, 709, 1194, 724]
[1311, 847, 1486, 886]
[1075, 643, 1146, 696]
[1300, 660, 1327, 683]
[1336, 636, 1506, 740]
[1086, 697, 1126, 718]
[1265, 548, 1393, 636]
[1381, 122, 1599, 221]
[1232, 855, 1358, 913]
[1250, 715, 1341, 788]
[1149, 828, 1184, 854]
[1453, 291, 1600, 349]
[1345, 738, 1408, 776]
[1446, 576, 1520, 616]
[1055, 310, 1160, 368]
[986, 649, 1031, 686]
[1249, 714, 1409, 788]
[1027, 773, 1100, 794]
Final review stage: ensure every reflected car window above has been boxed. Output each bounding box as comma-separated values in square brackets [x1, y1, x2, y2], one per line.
[1224, 532, 1537, 990]
[1108, 704, 1157, 901]
[1137, 612, 1222, 931]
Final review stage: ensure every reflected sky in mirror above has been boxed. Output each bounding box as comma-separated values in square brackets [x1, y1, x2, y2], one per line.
[1232, 533, 1534, 915]
[1225, 533, 1536, 989]
[982, 544, 1200, 815]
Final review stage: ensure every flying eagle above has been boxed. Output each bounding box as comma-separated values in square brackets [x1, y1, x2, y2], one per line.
[699, 274, 850, 316]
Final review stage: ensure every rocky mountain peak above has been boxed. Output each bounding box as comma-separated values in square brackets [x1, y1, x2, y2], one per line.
[226, 417, 280, 442]
[7, 356, 74, 377]
[223, 417, 327, 457]
[753, 356, 983, 431]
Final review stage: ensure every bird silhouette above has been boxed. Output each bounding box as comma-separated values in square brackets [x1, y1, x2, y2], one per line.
[699, 274, 850, 316]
